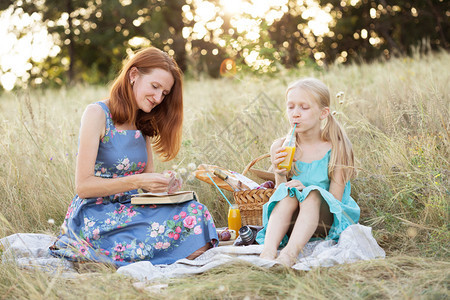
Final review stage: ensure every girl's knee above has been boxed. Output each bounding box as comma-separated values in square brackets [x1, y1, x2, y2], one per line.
[280, 196, 300, 208]
[302, 190, 322, 206]
[272, 196, 299, 216]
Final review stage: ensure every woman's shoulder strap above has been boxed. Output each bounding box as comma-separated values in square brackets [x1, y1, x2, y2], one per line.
[95, 101, 110, 113]
[94, 101, 113, 129]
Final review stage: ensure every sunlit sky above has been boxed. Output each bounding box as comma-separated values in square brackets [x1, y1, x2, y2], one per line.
[0, 6, 60, 90]
[0, 0, 337, 91]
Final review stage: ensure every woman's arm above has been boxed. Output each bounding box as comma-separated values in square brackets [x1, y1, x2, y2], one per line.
[143, 136, 155, 173]
[75, 104, 171, 198]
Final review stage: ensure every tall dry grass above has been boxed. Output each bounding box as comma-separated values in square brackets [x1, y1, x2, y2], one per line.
[0, 51, 448, 298]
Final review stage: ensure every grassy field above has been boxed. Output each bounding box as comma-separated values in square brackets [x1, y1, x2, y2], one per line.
[0, 51, 449, 299]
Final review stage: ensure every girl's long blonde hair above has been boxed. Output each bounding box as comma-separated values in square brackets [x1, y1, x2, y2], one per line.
[286, 78, 356, 183]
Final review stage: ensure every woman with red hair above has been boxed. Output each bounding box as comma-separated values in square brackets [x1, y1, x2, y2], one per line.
[50, 47, 218, 267]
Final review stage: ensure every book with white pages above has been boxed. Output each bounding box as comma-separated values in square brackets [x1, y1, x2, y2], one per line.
[131, 191, 196, 205]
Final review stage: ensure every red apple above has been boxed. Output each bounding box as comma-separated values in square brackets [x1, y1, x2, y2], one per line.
[259, 181, 275, 189]
[219, 230, 231, 241]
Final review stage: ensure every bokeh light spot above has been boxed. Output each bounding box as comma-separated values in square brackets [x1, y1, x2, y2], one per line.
[219, 58, 236, 77]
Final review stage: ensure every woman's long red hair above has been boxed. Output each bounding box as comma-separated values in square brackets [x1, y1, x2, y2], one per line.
[109, 47, 183, 161]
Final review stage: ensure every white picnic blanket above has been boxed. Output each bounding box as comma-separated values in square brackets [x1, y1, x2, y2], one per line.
[0, 224, 385, 281]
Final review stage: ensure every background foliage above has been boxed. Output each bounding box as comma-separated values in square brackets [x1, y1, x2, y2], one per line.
[0, 0, 448, 89]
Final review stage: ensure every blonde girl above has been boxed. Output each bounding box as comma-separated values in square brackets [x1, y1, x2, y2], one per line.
[256, 78, 360, 267]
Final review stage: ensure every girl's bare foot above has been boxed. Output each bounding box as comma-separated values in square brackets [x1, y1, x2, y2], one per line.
[259, 249, 277, 260]
[275, 251, 298, 267]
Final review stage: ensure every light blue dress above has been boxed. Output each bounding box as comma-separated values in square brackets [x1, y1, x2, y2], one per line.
[49, 102, 218, 267]
[255, 149, 360, 246]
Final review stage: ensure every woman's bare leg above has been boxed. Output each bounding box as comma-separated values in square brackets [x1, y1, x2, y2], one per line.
[276, 191, 332, 267]
[260, 196, 299, 260]
[186, 242, 212, 260]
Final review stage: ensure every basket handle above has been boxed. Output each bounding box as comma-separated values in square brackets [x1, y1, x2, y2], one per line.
[242, 153, 270, 175]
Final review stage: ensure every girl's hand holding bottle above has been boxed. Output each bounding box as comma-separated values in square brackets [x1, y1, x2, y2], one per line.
[272, 146, 289, 176]
[270, 145, 289, 188]
[277, 125, 297, 172]
[271, 124, 297, 177]
[271, 146, 305, 190]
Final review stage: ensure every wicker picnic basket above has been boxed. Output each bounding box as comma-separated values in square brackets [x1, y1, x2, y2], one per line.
[233, 154, 275, 226]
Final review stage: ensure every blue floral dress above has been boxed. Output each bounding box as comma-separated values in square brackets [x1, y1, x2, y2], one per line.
[49, 102, 218, 267]
[255, 149, 360, 246]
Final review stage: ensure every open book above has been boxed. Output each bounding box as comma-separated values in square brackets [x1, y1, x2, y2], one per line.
[131, 191, 196, 205]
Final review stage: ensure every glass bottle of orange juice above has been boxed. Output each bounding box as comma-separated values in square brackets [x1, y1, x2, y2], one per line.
[228, 204, 242, 238]
[278, 126, 296, 172]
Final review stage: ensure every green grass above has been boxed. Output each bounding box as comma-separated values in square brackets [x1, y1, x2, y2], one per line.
[0, 51, 449, 299]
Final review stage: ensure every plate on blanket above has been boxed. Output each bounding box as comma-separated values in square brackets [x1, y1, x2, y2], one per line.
[218, 240, 235, 247]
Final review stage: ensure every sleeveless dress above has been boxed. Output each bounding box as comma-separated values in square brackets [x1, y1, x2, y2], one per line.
[255, 149, 360, 246]
[49, 102, 218, 267]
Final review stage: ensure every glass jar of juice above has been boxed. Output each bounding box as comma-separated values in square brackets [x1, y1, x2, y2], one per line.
[278, 127, 296, 172]
[227, 204, 242, 238]
[278, 145, 296, 172]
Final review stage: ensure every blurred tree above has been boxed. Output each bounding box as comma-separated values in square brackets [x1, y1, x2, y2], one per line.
[1, 0, 448, 90]
[181, 0, 229, 77]
[60, 0, 189, 84]
[268, 1, 316, 68]
[0, 0, 89, 85]
[161, 0, 187, 71]
[319, 0, 449, 64]
[0, 0, 188, 88]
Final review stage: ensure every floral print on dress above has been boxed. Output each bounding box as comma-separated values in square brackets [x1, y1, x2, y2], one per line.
[49, 101, 218, 267]
[94, 159, 146, 179]
[59, 198, 216, 264]
[100, 112, 131, 144]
